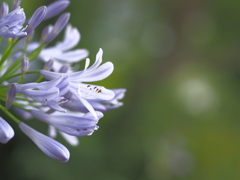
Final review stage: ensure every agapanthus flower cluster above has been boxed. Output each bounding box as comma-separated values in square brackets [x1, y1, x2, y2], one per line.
[0, 0, 125, 162]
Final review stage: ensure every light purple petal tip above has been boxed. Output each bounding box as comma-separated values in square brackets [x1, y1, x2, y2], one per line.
[19, 122, 70, 162]
[25, 6, 47, 34]
[6, 83, 17, 109]
[0, 117, 14, 144]
[44, 0, 70, 20]
[44, 13, 70, 44]
[0, 2, 9, 17]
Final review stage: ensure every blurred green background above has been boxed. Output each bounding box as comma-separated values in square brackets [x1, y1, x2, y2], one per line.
[2, 0, 240, 179]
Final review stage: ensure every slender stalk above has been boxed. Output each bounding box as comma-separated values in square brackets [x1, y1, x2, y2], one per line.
[1, 70, 39, 83]
[0, 38, 20, 67]
[0, 104, 21, 123]
[0, 43, 44, 83]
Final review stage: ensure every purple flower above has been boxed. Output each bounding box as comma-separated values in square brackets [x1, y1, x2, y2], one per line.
[31, 110, 103, 137]
[19, 122, 70, 162]
[44, 0, 70, 20]
[43, 13, 70, 44]
[0, 117, 14, 143]
[64, 88, 126, 113]
[25, 6, 47, 34]
[0, 6, 27, 37]
[5, 83, 17, 109]
[28, 25, 88, 72]
[0, 2, 9, 17]
[48, 125, 79, 146]
[15, 76, 70, 112]
[12, 0, 22, 10]
[40, 49, 115, 118]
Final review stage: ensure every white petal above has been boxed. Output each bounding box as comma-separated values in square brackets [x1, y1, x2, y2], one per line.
[60, 132, 79, 146]
[80, 84, 115, 100]
[56, 25, 80, 51]
[56, 49, 89, 63]
[48, 125, 57, 138]
[87, 48, 103, 70]
[70, 90, 98, 119]
[80, 62, 114, 82]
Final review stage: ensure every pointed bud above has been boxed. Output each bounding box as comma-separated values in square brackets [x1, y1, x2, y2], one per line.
[43, 59, 54, 70]
[0, 2, 9, 17]
[21, 56, 29, 75]
[44, 13, 70, 44]
[59, 64, 69, 73]
[5, 83, 17, 109]
[44, 0, 70, 20]
[25, 6, 47, 34]
[19, 122, 70, 162]
[12, 0, 21, 10]
[0, 117, 14, 143]
[41, 25, 52, 43]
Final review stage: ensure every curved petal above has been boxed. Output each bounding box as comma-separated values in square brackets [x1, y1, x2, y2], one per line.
[80, 84, 115, 100]
[60, 132, 79, 146]
[70, 89, 98, 119]
[56, 49, 89, 63]
[87, 48, 103, 71]
[55, 25, 80, 51]
[79, 62, 114, 82]
[19, 122, 70, 162]
[0, 117, 14, 144]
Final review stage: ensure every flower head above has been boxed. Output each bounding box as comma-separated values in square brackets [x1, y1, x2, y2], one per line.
[0, 0, 125, 162]
[40, 49, 115, 118]
[0, 6, 27, 37]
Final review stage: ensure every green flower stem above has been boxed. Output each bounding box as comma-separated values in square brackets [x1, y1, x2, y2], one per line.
[18, 75, 25, 84]
[0, 43, 44, 83]
[0, 38, 20, 67]
[36, 75, 43, 83]
[27, 43, 45, 61]
[0, 96, 29, 111]
[0, 104, 21, 123]
[1, 70, 39, 82]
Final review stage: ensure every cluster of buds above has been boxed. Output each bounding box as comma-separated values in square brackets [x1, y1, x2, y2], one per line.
[0, 0, 125, 162]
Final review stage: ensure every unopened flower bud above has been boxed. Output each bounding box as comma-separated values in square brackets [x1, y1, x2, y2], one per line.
[21, 56, 29, 75]
[0, 2, 9, 17]
[0, 117, 14, 143]
[44, 0, 70, 20]
[25, 6, 47, 34]
[43, 59, 54, 70]
[12, 0, 21, 10]
[19, 122, 70, 162]
[44, 13, 70, 44]
[59, 64, 69, 73]
[5, 83, 17, 109]
[41, 25, 52, 43]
